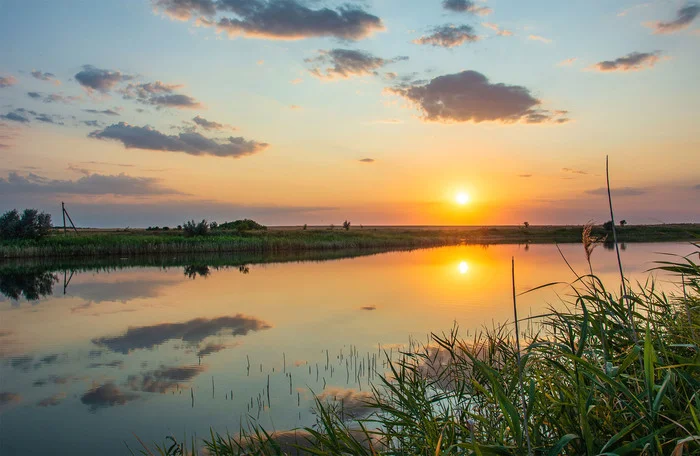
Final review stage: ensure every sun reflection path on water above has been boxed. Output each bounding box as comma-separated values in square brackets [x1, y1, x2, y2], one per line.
[458, 261, 469, 274]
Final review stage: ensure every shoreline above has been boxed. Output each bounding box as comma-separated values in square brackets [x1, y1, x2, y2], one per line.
[1, 224, 697, 259]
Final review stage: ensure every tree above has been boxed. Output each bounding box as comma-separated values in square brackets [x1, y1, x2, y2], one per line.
[0, 209, 52, 240]
[183, 219, 209, 237]
[210, 221, 218, 230]
[343, 220, 351, 231]
[523, 221, 530, 228]
[620, 220, 627, 227]
[603, 220, 614, 231]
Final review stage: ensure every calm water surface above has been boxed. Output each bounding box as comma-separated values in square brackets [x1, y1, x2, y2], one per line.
[0, 242, 693, 455]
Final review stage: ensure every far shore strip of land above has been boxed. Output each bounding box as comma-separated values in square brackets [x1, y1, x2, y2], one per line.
[0, 224, 697, 259]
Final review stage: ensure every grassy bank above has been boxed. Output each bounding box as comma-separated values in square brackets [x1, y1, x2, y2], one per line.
[2, 224, 698, 258]
[135, 243, 700, 455]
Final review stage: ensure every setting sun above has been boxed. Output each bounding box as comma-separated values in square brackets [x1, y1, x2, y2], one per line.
[456, 192, 470, 205]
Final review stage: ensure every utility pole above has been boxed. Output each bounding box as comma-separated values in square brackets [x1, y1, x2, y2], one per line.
[62, 202, 67, 234]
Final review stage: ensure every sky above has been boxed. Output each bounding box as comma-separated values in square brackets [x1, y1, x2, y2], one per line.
[0, 0, 698, 227]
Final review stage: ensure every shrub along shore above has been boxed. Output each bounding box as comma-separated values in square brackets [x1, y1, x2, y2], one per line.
[0, 224, 698, 259]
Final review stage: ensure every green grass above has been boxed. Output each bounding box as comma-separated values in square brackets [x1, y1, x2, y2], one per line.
[2, 224, 698, 259]
[132, 242, 700, 456]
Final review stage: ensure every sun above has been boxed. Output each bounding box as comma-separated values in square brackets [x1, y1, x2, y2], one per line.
[455, 192, 470, 205]
[458, 261, 469, 274]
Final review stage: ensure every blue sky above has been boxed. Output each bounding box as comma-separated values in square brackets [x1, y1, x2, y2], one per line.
[0, 0, 698, 226]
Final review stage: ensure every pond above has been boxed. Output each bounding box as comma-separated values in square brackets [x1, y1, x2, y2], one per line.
[0, 242, 693, 455]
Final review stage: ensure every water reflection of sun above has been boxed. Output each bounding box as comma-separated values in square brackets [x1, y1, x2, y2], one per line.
[458, 261, 469, 274]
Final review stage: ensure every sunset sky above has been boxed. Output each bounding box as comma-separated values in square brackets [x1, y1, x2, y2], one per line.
[1, 0, 698, 227]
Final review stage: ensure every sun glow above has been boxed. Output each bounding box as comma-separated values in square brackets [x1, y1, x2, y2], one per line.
[458, 261, 469, 274]
[455, 192, 470, 205]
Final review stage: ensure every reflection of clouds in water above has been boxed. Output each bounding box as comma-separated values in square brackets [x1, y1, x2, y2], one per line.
[0, 392, 22, 410]
[81, 382, 138, 411]
[68, 279, 175, 304]
[196, 342, 238, 357]
[245, 428, 382, 454]
[37, 392, 66, 407]
[87, 360, 124, 369]
[316, 387, 375, 419]
[127, 365, 206, 393]
[4, 353, 66, 371]
[93, 314, 271, 354]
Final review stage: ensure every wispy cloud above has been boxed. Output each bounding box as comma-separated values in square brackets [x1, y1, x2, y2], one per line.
[442, 0, 492, 16]
[528, 34, 552, 43]
[359, 158, 375, 163]
[192, 115, 236, 131]
[89, 122, 268, 158]
[27, 92, 81, 104]
[120, 81, 203, 110]
[0, 75, 17, 88]
[557, 57, 578, 67]
[646, 2, 699, 34]
[585, 187, 647, 196]
[306, 49, 407, 80]
[593, 51, 663, 72]
[413, 24, 479, 48]
[31, 70, 61, 85]
[482, 22, 513, 36]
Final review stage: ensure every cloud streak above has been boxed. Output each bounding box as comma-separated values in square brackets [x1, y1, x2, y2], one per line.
[89, 122, 268, 158]
[413, 25, 479, 48]
[0, 171, 182, 196]
[120, 81, 203, 109]
[306, 49, 407, 80]
[647, 3, 699, 34]
[388, 70, 568, 124]
[31, 70, 61, 85]
[192, 115, 236, 131]
[593, 51, 663, 72]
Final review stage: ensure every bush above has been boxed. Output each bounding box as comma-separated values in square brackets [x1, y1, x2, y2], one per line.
[0, 209, 52, 240]
[210, 221, 218, 230]
[183, 219, 209, 237]
[603, 220, 614, 231]
[217, 219, 266, 231]
[343, 220, 351, 231]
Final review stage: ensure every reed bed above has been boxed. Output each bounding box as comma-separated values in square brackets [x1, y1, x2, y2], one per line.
[133, 241, 699, 455]
[3, 224, 698, 259]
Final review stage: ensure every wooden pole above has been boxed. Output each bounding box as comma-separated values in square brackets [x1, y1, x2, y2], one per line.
[62, 202, 66, 234]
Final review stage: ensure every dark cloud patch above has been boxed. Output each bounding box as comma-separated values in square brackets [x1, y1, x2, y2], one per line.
[92, 314, 271, 354]
[192, 115, 235, 131]
[31, 70, 60, 85]
[35, 113, 64, 125]
[594, 51, 662, 72]
[42, 93, 82, 104]
[120, 81, 202, 110]
[75, 65, 133, 93]
[358, 158, 375, 163]
[0, 171, 182, 196]
[89, 122, 269, 158]
[306, 49, 407, 80]
[28, 91, 42, 99]
[83, 108, 120, 116]
[1, 110, 31, 123]
[360, 305, 376, 310]
[518, 174, 532, 178]
[0, 75, 18, 88]
[7, 355, 33, 371]
[82, 120, 102, 127]
[413, 24, 479, 47]
[81, 382, 138, 411]
[585, 187, 647, 197]
[388, 70, 568, 124]
[127, 365, 206, 393]
[648, 3, 699, 34]
[442, 0, 492, 15]
[206, 0, 385, 40]
[37, 392, 66, 407]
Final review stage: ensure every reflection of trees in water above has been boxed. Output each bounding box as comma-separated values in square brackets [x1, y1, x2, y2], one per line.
[603, 241, 627, 251]
[0, 270, 58, 300]
[183, 265, 210, 279]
